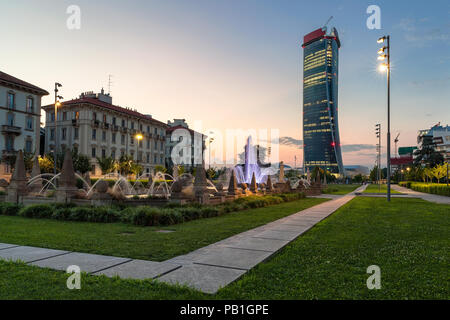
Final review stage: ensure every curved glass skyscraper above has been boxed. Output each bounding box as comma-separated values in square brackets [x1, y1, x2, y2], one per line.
[302, 27, 344, 176]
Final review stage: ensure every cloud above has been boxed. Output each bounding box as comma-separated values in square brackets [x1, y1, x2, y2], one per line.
[395, 18, 450, 45]
[341, 144, 375, 152]
[278, 136, 303, 147]
[274, 137, 376, 154]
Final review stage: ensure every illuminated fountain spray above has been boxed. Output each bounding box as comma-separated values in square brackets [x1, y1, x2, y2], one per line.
[234, 136, 269, 184]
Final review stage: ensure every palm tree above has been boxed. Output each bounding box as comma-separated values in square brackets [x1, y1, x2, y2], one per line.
[96, 156, 116, 175]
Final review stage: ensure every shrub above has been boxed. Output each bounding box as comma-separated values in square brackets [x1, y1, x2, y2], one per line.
[68, 207, 93, 221]
[130, 206, 162, 226]
[0, 203, 22, 216]
[400, 182, 450, 197]
[19, 204, 53, 219]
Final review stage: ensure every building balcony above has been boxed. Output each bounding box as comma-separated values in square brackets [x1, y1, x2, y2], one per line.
[102, 122, 110, 129]
[72, 119, 79, 126]
[2, 149, 18, 157]
[1, 125, 21, 135]
[112, 125, 119, 132]
[92, 120, 100, 128]
[120, 126, 128, 133]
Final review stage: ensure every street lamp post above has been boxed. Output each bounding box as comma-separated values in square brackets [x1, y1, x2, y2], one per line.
[54, 82, 62, 175]
[375, 124, 381, 191]
[208, 136, 214, 170]
[377, 35, 391, 202]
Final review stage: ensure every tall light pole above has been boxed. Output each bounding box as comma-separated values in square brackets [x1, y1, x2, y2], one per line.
[375, 123, 381, 191]
[377, 35, 391, 201]
[54, 82, 62, 175]
[208, 136, 214, 170]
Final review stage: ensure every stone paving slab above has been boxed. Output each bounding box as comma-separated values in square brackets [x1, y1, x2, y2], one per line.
[194, 247, 273, 270]
[0, 243, 19, 251]
[253, 229, 300, 241]
[221, 237, 289, 252]
[158, 264, 246, 294]
[31, 252, 132, 273]
[0, 246, 69, 263]
[94, 260, 181, 279]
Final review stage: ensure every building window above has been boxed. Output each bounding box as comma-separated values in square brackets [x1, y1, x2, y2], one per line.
[103, 114, 107, 123]
[74, 127, 79, 140]
[112, 133, 116, 144]
[93, 112, 97, 121]
[7, 93, 15, 109]
[62, 128, 67, 140]
[6, 135, 14, 151]
[154, 154, 157, 163]
[92, 129, 97, 140]
[102, 149, 106, 158]
[131, 122, 135, 130]
[7, 113, 14, 126]
[27, 98, 34, 113]
[147, 140, 150, 149]
[111, 150, 116, 159]
[92, 148, 96, 158]
[50, 128, 55, 141]
[139, 139, 143, 148]
[26, 117, 33, 130]
[160, 155, 163, 164]
[73, 111, 79, 120]
[51, 112, 55, 122]
[154, 128, 158, 134]
[63, 112, 67, 121]
[130, 137, 134, 145]
[25, 140, 32, 153]
[147, 126, 150, 133]
[112, 117, 116, 125]
[121, 134, 125, 145]
[102, 131, 106, 142]
[121, 119, 125, 127]
[140, 124, 143, 131]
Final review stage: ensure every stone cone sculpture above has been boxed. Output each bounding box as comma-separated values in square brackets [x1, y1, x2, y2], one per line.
[29, 156, 42, 193]
[59, 149, 76, 188]
[250, 172, 257, 193]
[266, 175, 273, 192]
[228, 169, 238, 195]
[6, 150, 28, 202]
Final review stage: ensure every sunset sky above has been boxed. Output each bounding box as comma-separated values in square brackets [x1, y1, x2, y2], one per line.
[1, 0, 449, 168]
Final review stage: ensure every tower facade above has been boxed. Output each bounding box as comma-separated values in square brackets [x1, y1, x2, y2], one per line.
[302, 27, 344, 176]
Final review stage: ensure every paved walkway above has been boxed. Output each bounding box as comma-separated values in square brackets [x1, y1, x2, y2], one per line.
[0, 185, 367, 294]
[390, 184, 450, 204]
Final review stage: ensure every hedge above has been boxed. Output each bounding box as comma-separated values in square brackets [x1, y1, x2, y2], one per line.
[399, 182, 450, 197]
[0, 192, 306, 227]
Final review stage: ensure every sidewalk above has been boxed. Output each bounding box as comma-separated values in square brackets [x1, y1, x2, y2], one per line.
[0, 185, 367, 294]
[391, 184, 450, 204]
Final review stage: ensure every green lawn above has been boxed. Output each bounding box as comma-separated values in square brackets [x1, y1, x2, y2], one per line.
[363, 184, 401, 194]
[0, 198, 327, 262]
[322, 184, 361, 195]
[1, 197, 448, 300]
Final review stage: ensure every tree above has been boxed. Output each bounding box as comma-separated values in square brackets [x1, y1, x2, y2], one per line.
[154, 165, 167, 174]
[96, 156, 116, 175]
[118, 155, 134, 175]
[131, 162, 143, 176]
[353, 174, 364, 183]
[431, 164, 446, 183]
[39, 155, 55, 174]
[206, 167, 217, 180]
[423, 167, 433, 183]
[74, 153, 91, 174]
[413, 136, 444, 167]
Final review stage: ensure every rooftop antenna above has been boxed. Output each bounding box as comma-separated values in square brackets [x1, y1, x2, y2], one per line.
[108, 74, 113, 95]
[322, 16, 333, 32]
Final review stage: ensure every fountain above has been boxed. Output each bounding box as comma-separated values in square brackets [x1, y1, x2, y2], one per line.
[234, 136, 274, 184]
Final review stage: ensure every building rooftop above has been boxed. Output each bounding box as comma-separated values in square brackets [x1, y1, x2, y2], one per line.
[0, 70, 49, 96]
[42, 93, 167, 127]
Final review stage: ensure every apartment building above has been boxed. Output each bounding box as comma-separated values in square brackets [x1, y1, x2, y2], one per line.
[42, 89, 168, 176]
[165, 119, 206, 171]
[0, 71, 49, 176]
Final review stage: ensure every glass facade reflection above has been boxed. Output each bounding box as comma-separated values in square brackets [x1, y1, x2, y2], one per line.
[302, 27, 344, 175]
